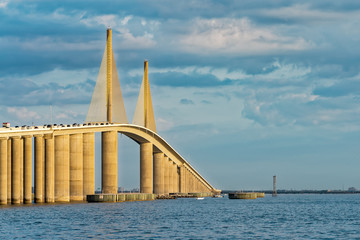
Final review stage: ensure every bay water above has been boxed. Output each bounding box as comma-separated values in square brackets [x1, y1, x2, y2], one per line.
[1, 194, 360, 239]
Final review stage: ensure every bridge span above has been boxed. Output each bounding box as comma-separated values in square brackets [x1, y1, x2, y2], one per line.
[0, 28, 219, 205]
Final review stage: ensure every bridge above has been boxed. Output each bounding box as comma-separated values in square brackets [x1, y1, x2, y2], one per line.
[0, 28, 219, 205]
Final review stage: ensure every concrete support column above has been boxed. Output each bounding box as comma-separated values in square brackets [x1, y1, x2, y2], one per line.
[7, 139, 11, 203]
[140, 142, 153, 193]
[180, 166, 186, 193]
[34, 135, 44, 203]
[153, 152, 164, 194]
[45, 134, 54, 203]
[0, 137, 7, 205]
[168, 159, 174, 193]
[186, 169, 191, 193]
[83, 133, 95, 198]
[11, 136, 20, 204]
[19, 138, 23, 203]
[55, 135, 70, 202]
[173, 163, 178, 193]
[163, 156, 169, 194]
[102, 131, 117, 194]
[23, 136, 32, 204]
[70, 133, 83, 201]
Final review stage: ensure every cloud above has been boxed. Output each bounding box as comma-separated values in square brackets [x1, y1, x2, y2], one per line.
[7, 107, 41, 120]
[0, 76, 94, 107]
[180, 98, 194, 105]
[0, 0, 8, 8]
[178, 18, 312, 55]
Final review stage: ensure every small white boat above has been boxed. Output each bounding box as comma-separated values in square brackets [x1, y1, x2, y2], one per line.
[196, 197, 204, 200]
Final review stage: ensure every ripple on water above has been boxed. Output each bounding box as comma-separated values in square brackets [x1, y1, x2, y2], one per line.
[1, 195, 360, 239]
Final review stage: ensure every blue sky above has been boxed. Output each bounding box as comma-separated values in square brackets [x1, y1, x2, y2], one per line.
[1, 0, 359, 190]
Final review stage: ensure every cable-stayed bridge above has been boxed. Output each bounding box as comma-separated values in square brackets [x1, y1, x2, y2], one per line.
[0, 28, 219, 205]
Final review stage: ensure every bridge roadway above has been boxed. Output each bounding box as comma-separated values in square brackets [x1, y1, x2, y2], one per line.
[0, 123, 219, 205]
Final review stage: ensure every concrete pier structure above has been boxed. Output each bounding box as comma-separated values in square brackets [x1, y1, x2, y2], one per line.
[11, 136, 20, 204]
[70, 133, 84, 201]
[140, 142, 153, 193]
[153, 152, 164, 194]
[23, 136, 32, 204]
[19, 138, 23, 203]
[102, 131, 117, 194]
[0, 137, 7, 205]
[83, 132, 95, 198]
[55, 135, 70, 202]
[163, 156, 169, 194]
[7, 139, 11, 203]
[34, 135, 44, 203]
[45, 134, 55, 203]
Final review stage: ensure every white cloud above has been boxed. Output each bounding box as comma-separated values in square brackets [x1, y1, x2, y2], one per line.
[7, 107, 41, 120]
[262, 4, 360, 22]
[114, 29, 156, 49]
[178, 18, 312, 55]
[0, 0, 9, 8]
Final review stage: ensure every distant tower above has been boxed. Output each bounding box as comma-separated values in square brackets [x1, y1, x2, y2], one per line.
[272, 175, 277, 197]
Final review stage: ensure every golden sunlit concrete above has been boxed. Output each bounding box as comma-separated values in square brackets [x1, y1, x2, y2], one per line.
[83, 132, 95, 198]
[140, 142, 153, 193]
[102, 131, 117, 194]
[153, 152, 164, 194]
[70, 133, 83, 201]
[45, 134, 55, 203]
[0, 137, 7, 205]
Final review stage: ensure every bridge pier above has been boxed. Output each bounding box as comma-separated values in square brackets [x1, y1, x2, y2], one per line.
[83, 132, 95, 198]
[19, 138, 23, 203]
[11, 136, 20, 204]
[55, 135, 70, 202]
[180, 165, 186, 193]
[173, 163, 178, 193]
[34, 135, 44, 203]
[23, 136, 32, 204]
[140, 142, 153, 193]
[70, 133, 84, 201]
[45, 134, 55, 203]
[163, 155, 169, 194]
[168, 159, 173, 193]
[7, 138, 11, 203]
[0, 137, 7, 205]
[102, 131, 117, 194]
[153, 152, 164, 194]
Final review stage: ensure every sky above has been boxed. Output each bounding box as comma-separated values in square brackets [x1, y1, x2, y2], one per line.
[0, 0, 359, 191]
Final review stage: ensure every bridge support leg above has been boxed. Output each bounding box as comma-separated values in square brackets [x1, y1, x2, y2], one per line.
[83, 133, 95, 198]
[34, 135, 44, 203]
[173, 163, 178, 193]
[180, 166, 186, 193]
[163, 156, 169, 194]
[24, 136, 32, 204]
[55, 135, 70, 202]
[186, 169, 191, 193]
[102, 131, 117, 194]
[153, 152, 164, 194]
[19, 138, 23, 203]
[45, 135, 55, 203]
[70, 133, 83, 201]
[168, 159, 173, 193]
[7, 139, 11, 203]
[11, 136, 20, 204]
[0, 138, 7, 205]
[140, 142, 153, 193]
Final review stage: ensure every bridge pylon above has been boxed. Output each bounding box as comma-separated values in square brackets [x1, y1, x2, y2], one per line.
[86, 28, 128, 124]
[132, 60, 157, 133]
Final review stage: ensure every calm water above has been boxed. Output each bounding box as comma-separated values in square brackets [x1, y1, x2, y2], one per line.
[1, 194, 360, 239]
